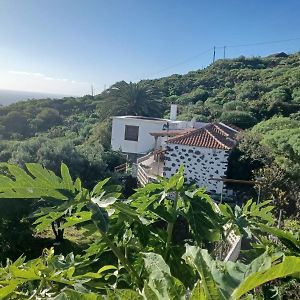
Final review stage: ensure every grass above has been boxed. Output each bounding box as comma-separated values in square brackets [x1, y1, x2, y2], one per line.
[0, 225, 98, 264]
[33, 226, 99, 257]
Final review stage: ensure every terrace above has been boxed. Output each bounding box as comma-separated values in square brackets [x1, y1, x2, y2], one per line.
[136, 150, 165, 186]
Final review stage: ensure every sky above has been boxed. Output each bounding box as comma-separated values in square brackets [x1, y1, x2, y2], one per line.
[0, 0, 300, 96]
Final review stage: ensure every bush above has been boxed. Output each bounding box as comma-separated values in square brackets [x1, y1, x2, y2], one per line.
[219, 111, 257, 128]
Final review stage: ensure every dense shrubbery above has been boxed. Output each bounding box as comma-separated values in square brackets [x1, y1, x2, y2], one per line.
[147, 53, 300, 127]
[0, 164, 299, 299]
[237, 116, 300, 219]
[0, 52, 299, 298]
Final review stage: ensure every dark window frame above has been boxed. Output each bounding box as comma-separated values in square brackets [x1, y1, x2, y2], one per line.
[124, 125, 139, 141]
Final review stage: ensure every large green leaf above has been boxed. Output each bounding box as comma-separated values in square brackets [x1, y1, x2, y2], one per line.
[0, 283, 18, 298]
[60, 211, 92, 229]
[33, 211, 65, 232]
[87, 202, 108, 233]
[92, 178, 110, 196]
[190, 280, 206, 300]
[243, 200, 274, 224]
[0, 163, 77, 200]
[232, 256, 300, 298]
[106, 289, 143, 299]
[26, 163, 62, 186]
[183, 246, 226, 300]
[142, 252, 185, 300]
[54, 289, 104, 299]
[185, 195, 222, 242]
[257, 224, 300, 255]
[61, 163, 75, 192]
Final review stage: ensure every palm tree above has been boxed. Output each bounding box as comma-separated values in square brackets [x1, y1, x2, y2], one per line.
[103, 81, 164, 117]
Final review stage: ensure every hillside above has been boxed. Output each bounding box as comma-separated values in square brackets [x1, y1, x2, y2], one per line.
[1, 52, 300, 140]
[0, 52, 299, 191]
[142, 51, 300, 127]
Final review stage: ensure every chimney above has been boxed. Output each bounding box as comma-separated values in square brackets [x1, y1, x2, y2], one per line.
[170, 104, 177, 121]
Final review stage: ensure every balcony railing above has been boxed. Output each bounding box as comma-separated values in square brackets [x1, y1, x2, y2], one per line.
[137, 150, 165, 186]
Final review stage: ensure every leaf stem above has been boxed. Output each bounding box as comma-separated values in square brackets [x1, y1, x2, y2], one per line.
[164, 191, 179, 261]
[95, 224, 142, 289]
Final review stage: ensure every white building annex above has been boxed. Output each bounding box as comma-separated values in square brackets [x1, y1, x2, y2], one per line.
[111, 105, 206, 159]
[111, 115, 169, 158]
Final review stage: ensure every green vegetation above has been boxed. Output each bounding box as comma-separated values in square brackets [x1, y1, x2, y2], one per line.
[0, 52, 300, 298]
[0, 164, 299, 299]
[1, 53, 299, 189]
[237, 116, 300, 219]
[143, 53, 300, 127]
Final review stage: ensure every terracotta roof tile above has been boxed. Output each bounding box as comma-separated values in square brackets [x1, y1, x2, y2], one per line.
[167, 123, 239, 150]
[149, 128, 195, 137]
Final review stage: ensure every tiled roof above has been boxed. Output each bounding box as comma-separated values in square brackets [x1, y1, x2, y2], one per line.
[167, 123, 240, 150]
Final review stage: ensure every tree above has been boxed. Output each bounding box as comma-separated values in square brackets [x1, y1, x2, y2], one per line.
[237, 117, 300, 218]
[252, 117, 300, 177]
[1, 111, 30, 138]
[100, 81, 164, 118]
[8, 136, 125, 190]
[223, 100, 247, 111]
[33, 108, 62, 131]
[219, 111, 257, 129]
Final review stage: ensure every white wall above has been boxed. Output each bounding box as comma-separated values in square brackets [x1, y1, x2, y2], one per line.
[111, 117, 167, 154]
[163, 144, 229, 194]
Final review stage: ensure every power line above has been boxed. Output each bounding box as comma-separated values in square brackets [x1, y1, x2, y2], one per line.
[133, 36, 300, 81]
[134, 47, 212, 81]
[216, 37, 300, 49]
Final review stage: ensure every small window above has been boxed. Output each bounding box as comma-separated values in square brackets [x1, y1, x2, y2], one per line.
[124, 125, 139, 141]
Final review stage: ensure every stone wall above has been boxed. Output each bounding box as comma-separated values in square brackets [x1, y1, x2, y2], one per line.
[163, 144, 229, 194]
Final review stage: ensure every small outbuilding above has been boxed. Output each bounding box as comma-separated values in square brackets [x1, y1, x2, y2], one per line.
[163, 122, 240, 194]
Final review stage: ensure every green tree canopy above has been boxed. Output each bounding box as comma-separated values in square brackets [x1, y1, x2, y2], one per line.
[33, 107, 62, 131]
[99, 81, 164, 119]
[219, 111, 257, 129]
[252, 117, 300, 177]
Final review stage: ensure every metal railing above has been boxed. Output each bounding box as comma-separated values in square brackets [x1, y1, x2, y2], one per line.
[114, 163, 128, 173]
[137, 165, 149, 186]
[137, 151, 153, 164]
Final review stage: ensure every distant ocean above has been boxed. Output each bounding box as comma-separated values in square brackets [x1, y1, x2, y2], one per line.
[0, 89, 69, 105]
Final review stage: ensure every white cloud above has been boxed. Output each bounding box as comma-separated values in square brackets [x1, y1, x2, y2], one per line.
[9, 70, 32, 76]
[8, 70, 88, 85]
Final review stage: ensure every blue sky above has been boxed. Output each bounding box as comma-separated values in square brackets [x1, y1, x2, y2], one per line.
[0, 0, 300, 95]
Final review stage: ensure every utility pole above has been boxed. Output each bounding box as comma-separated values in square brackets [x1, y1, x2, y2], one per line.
[213, 46, 216, 63]
[223, 46, 226, 59]
[91, 84, 94, 97]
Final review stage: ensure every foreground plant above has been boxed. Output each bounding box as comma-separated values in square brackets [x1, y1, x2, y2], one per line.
[0, 163, 299, 299]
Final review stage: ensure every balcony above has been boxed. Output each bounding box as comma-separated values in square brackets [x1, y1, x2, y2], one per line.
[136, 150, 165, 186]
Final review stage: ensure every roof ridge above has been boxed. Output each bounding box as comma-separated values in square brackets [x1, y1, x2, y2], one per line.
[213, 123, 229, 137]
[219, 122, 241, 132]
[166, 122, 237, 150]
[167, 126, 205, 143]
[205, 127, 230, 150]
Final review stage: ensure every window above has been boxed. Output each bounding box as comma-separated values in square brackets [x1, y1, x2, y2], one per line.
[124, 125, 139, 141]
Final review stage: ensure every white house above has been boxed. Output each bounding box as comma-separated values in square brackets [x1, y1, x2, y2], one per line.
[111, 105, 240, 195]
[110, 105, 201, 159]
[111, 115, 168, 157]
[163, 122, 239, 194]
